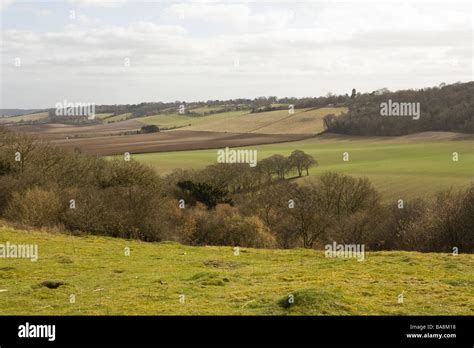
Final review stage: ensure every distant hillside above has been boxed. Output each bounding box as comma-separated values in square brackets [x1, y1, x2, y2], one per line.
[0, 112, 49, 124]
[0, 109, 43, 117]
[177, 107, 347, 134]
[324, 82, 474, 136]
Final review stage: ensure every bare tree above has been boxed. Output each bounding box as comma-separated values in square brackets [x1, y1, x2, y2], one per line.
[289, 150, 318, 176]
[258, 154, 291, 179]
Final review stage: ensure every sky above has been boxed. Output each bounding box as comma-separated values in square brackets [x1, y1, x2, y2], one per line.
[0, 0, 472, 108]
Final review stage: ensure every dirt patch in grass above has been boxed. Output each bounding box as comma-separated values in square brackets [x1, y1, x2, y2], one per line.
[0, 267, 15, 271]
[35, 280, 66, 289]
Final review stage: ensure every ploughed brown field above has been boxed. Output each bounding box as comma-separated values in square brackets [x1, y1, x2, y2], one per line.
[8, 119, 144, 140]
[49, 130, 311, 155]
[9, 120, 312, 155]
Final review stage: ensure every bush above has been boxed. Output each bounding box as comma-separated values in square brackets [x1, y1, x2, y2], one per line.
[368, 199, 428, 251]
[5, 187, 65, 228]
[427, 187, 474, 252]
[191, 204, 276, 248]
[140, 125, 160, 133]
[177, 180, 232, 208]
[62, 185, 171, 241]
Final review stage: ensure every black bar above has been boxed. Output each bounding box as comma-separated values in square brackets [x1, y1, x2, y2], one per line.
[0, 316, 472, 346]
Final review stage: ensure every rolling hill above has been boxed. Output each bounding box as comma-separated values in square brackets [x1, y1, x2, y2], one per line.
[0, 112, 49, 124]
[138, 107, 347, 134]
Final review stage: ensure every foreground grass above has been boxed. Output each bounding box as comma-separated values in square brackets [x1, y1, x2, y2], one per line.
[0, 225, 472, 315]
[134, 134, 474, 202]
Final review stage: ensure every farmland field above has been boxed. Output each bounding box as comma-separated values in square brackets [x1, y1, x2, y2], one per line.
[4, 107, 346, 153]
[102, 113, 132, 123]
[51, 130, 310, 155]
[9, 119, 144, 140]
[94, 113, 114, 120]
[138, 107, 346, 134]
[133, 132, 474, 201]
[0, 112, 49, 124]
[177, 107, 346, 134]
[4, 108, 473, 201]
[138, 110, 250, 129]
[189, 105, 235, 114]
[0, 224, 472, 315]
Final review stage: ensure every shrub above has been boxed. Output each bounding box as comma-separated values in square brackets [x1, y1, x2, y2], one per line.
[191, 204, 275, 248]
[367, 199, 428, 251]
[427, 187, 474, 252]
[140, 125, 160, 133]
[62, 185, 171, 241]
[5, 187, 65, 228]
[177, 180, 232, 208]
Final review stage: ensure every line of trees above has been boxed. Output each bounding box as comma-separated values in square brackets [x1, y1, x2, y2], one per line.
[0, 127, 472, 252]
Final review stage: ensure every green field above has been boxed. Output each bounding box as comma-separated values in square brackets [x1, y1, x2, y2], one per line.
[133, 134, 474, 201]
[0, 112, 49, 124]
[0, 225, 472, 315]
[179, 107, 345, 133]
[94, 113, 114, 120]
[103, 113, 132, 123]
[136, 107, 346, 134]
[189, 105, 234, 114]
[138, 110, 250, 129]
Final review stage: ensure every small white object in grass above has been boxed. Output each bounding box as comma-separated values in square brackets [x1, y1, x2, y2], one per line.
[0, 289, 8, 292]
[93, 288, 104, 292]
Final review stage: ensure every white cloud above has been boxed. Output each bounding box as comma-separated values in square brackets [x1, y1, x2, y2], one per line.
[36, 9, 52, 16]
[1, 1, 472, 108]
[163, 3, 294, 30]
[0, 0, 15, 12]
[68, 0, 128, 8]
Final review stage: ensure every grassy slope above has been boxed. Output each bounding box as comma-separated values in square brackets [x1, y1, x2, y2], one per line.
[137, 107, 346, 134]
[189, 105, 231, 114]
[0, 225, 472, 315]
[103, 113, 132, 123]
[181, 107, 345, 133]
[94, 113, 114, 120]
[133, 134, 473, 202]
[249, 107, 346, 134]
[0, 112, 49, 124]
[138, 110, 249, 129]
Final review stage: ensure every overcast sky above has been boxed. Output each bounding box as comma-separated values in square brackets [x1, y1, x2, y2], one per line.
[0, 0, 472, 108]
